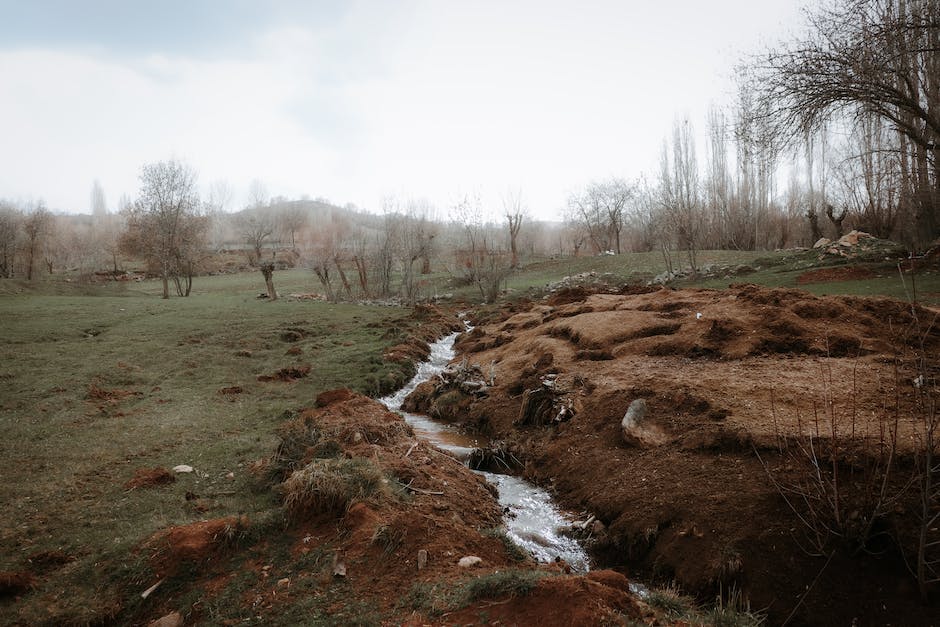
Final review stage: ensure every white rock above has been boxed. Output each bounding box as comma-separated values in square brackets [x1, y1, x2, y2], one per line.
[147, 611, 183, 627]
[172, 465, 194, 474]
[458, 555, 483, 568]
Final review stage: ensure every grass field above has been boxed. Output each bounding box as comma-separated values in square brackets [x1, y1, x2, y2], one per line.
[0, 270, 417, 624]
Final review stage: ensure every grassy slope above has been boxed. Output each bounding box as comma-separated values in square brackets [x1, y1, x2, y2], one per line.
[497, 249, 940, 306]
[0, 270, 415, 624]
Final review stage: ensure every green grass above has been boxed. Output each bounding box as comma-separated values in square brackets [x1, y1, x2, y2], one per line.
[0, 270, 416, 624]
[431, 248, 940, 307]
[400, 569, 548, 616]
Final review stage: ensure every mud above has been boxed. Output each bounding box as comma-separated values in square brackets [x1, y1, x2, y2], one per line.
[124, 467, 176, 490]
[419, 284, 940, 625]
[256, 364, 311, 382]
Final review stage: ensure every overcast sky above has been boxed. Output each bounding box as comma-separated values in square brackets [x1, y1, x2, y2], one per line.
[0, 0, 807, 220]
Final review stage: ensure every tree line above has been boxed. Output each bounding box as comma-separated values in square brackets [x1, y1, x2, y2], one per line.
[2, 0, 936, 292]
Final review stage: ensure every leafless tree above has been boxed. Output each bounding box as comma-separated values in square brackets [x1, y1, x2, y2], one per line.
[241, 213, 274, 265]
[278, 204, 308, 250]
[22, 203, 52, 281]
[502, 189, 527, 268]
[754, 0, 940, 246]
[659, 118, 702, 272]
[207, 179, 233, 252]
[0, 202, 22, 278]
[121, 160, 206, 298]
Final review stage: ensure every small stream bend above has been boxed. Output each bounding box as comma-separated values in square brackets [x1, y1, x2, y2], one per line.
[379, 331, 591, 572]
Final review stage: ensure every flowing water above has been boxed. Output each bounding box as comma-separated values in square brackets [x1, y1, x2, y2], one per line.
[380, 331, 591, 572]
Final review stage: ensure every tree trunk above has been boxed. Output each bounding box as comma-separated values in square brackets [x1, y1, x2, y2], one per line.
[334, 257, 352, 300]
[260, 263, 277, 301]
[353, 255, 369, 297]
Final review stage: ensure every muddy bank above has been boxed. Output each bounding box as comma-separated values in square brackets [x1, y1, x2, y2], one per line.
[414, 284, 939, 625]
[134, 389, 655, 625]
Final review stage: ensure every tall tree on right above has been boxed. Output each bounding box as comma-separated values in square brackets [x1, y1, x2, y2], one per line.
[754, 0, 940, 247]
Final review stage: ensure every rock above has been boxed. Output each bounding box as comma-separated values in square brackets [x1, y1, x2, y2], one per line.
[147, 611, 183, 627]
[332, 551, 346, 577]
[172, 465, 194, 474]
[277, 577, 290, 588]
[621, 399, 668, 447]
[417, 549, 428, 571]
[837, 230, 871, 247]
[813, 237, 832, 249]
[458, 555, 483, 568]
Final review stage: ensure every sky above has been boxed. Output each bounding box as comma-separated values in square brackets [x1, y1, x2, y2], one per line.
[0, 0, 808, 220]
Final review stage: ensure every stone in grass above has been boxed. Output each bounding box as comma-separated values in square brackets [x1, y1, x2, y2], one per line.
[147, 611, 183, 627]
[458, 555, 482, 568]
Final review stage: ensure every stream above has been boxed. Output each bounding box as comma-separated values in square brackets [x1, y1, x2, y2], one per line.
[380, 331, 591, 572]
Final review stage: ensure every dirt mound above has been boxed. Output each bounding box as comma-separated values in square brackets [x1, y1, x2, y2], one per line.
[417, 284, 940, 625]
[384, 304, 464, 365]
[256, 364, 311, 382]
[124, 467, 176, 490]
[797, 265, 878, 284]
[444, 570, 651, 626]
[314, 387, 356, 407]
[0, 571, 35, 598]
[146, 516, 247, 578]
[86, 382, 142, 404]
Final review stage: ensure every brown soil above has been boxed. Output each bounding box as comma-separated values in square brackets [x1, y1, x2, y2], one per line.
[86, 382, 142, 402]
[146, 516, 247, 578]
[256, 364, 311, 382]
[442, 570, 652, 626]
[797, 266, 878, 284]
[124, 467, 176, 490]
[0, 571, 35, 598]
[418, 284, 940, 625]
[134, 390, 659, 625]
[384, 303, 464, 365]
[217, 385, 244, 395]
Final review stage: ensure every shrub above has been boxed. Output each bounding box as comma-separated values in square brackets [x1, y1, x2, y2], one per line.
[281, 457, 386, 517]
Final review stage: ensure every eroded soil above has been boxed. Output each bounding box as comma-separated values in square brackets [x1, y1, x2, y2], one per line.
[415, 284, 940, 625]
[135, 390, 653, 625]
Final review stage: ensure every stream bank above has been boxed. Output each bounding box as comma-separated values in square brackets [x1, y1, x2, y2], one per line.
[380, 331, 591, 572]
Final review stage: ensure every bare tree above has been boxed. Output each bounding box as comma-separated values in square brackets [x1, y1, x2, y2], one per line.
[659, 118, 702, 272]
[260, 261, 278, 300]
[0, 202, 22, 278]
[278, 204, 308, 250]
[502, 189, 527, 268]
[22, 203, 52, 281]
[121, 160, 206, 298]
[241, 213, 274, 265]
[207, 179, 233, 252]
[754, 0, 940, 246]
